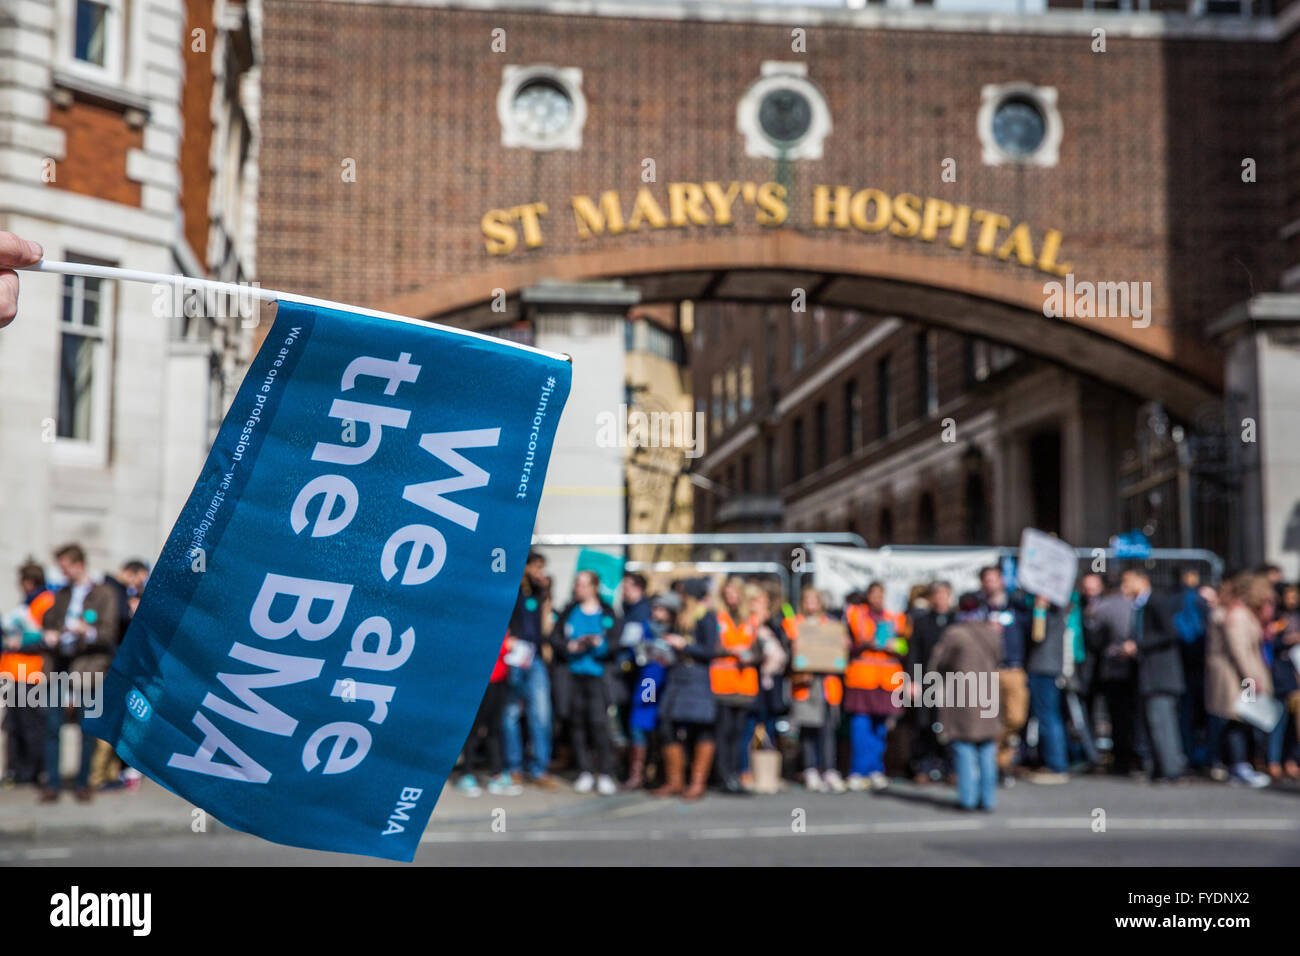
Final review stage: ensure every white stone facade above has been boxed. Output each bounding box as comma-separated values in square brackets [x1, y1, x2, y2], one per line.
[0, 0, 261, 583]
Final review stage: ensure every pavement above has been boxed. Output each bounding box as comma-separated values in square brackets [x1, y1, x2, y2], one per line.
[4, 770, 1299, 865]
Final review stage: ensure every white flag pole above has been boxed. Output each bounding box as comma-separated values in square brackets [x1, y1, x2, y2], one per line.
[22, 259, 572, 363]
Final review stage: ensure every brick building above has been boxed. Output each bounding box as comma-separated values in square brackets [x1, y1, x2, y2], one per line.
[252, 0, 1300, 575]
[0, 0, 262, 578]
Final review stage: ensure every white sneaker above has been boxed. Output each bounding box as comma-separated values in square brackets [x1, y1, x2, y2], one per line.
[822, 769, 848, 794]
[574, 771, 595, 794]
[1229, 764, 1270, 789]
[803, 768, 827, 793]
[596, 774, 618, 796]
[846, 773, 869, 792]
[869, 772, 889, 791]
[1029, 771, 1071, 785]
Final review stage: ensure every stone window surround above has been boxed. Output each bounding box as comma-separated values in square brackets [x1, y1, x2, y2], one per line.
[736, 61, 833, 161]
[978, 81, 1063, 168]
[496, 64, 588, 152]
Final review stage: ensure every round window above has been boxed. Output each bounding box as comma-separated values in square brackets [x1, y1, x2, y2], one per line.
[991, 96, 1047, 158]
[758, 87, 813, 145]
[511, 79, 575, 140]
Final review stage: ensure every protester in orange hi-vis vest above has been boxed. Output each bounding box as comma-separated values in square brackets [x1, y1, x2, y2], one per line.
[787, 586, 848, 793]
[1, 560, 54, 785]
[709, 577, 766, 794]
[843, 581, 910, 791]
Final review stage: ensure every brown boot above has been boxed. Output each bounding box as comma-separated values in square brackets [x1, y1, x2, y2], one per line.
[652, 743, 685, 797]
[622, 744, 647, 791]
[683, 741, 715, 801]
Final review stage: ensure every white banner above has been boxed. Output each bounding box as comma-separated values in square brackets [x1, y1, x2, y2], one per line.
[811, 545, 1004, 613]
[1016, 528, 1078, 608]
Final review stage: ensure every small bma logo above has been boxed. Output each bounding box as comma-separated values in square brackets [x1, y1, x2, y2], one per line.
[126, 689, 151, 721]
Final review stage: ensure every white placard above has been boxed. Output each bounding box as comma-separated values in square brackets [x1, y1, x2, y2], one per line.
[812, 544, 1003, 613]
[504, 640, 536, 669]
[1016, 528, 1078, 608]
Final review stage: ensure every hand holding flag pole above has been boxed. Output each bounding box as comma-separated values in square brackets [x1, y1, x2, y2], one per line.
[0, 232, 43, 326]
[20, 257, 570, 363]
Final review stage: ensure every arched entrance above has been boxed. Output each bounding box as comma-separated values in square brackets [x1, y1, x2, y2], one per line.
[379, 234, 1219, 418]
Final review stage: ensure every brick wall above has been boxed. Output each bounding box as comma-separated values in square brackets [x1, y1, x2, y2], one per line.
[179, 0, 217, 263]
[1282, 21, 1300, 281]
[258, 2, 1285, 337]
[47, 98, 143, 207]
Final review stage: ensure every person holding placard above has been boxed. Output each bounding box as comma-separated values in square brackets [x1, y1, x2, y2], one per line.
[1024, 593, 1072, 782]
[974, 566, 1030, 777]
[786, 586, 848, 793]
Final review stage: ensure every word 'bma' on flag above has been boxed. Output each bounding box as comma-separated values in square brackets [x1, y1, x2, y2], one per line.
[84, 299, 571, 862]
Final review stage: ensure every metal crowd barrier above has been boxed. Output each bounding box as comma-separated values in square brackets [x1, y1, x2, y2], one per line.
[531, 532, 1224, 600]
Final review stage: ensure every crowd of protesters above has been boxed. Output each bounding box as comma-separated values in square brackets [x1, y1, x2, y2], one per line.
[0, 544, 148, 801]
[454, 552, 1300, 810]
[4, 541, 1297, 812]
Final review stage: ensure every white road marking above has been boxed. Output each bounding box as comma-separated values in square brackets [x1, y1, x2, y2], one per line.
[1005, 817, 1300, 831]
[602, 801, 676, 818]
[0, 846, 73, 861]
[422, 816, 1300, 844]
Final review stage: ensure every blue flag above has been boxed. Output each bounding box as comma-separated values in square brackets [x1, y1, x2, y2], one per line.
[84, 299, 571, 861]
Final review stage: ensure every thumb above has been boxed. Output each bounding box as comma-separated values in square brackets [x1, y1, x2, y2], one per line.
[0, 232, 42, 267]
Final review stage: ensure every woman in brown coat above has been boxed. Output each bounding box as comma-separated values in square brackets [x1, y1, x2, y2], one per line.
[928, 608, 1003, 811]
[1205, 574, 1274, 787]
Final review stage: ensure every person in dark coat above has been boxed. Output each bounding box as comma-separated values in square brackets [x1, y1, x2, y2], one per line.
[1268, 583, 1300, 779]
[1087, 582, 1142, 775]
[1077, 573, 1106, 699]
[502, 552, 561, 788]
[1119, 567, 1187, 782]
[1172, 567, 1211, 769]
[906, 581, 956, 782]
[655, 584, 720, 800]
[618, 572, 655, 789]
[928, 602, 1003, 811]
